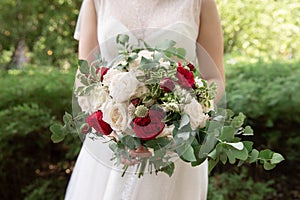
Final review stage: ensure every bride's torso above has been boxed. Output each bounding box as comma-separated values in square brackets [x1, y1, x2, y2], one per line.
[93, 0, 202, 62]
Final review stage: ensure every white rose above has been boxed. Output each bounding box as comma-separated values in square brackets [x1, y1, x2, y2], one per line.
[77, 95, 92, 113]
[183, 98, 208, 130]
[102, 99, 131, 132]
[102, 68, 122, 87]
[109, 71, 140, 103]
[90, 86, 109, 111]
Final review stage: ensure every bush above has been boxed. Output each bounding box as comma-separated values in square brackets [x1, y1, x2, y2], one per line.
[217, 0, 300, 61]
[225, 60, 300, 161]
[208, 168, 275, 200]
[0, 67, 80, 199]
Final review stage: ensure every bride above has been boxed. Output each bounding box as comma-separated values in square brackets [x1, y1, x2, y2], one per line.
[65, 0, 225, 199]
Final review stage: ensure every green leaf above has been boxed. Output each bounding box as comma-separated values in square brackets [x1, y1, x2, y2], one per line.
[50, 124, 65, 143]
[179, 114, 190, 129]
[231, 112, 246, 128]
[178, 145, 197, 162]
[271, 153, 284, 164]
[219, 126, 235, 141]
[263, 162, 276, 170]
[248, 149, 259, 163]
[78, 60, 89, 74]
[233, 147, 249, 161]
[259, 149, 273, 160]
[145, 137, 170, 150]
[208, 149, 217, 160]
[220, 152, 228, 164]
[176, 48, 186, 59]
[160, 162, 175, 177]
[208, 158, 218, 173]
[51, 133, 65, 143]
[242, 141, 254, 152]
[63, 112, 73, 124]
[156, 40, 176, 51]
[120, 135, 136, 150]
[116, 34, 129, 45]
[50, 124, 63, 135]
[225, 142, 244, 150]
[243, 125, 254, 136]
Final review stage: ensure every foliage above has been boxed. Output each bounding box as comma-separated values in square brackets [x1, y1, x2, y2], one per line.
[0, 67, 79, 199]
[217, 0, 300, 62]
[0, 0, 82, 68]
[225, 60, 300, 161]
[208, 168, 275, 200]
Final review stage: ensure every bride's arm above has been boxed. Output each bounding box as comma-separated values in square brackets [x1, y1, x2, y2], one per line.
[74, 0, 98, 93]
[197, 0, 225, 102]
[78, 0, 98, 59]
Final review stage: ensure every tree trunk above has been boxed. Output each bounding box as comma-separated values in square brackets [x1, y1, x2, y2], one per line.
[6, 39, 28, 70]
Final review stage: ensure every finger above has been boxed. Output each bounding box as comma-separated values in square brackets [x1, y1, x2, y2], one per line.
[129, 150, 152, 158]
[121, 156, 140, 166]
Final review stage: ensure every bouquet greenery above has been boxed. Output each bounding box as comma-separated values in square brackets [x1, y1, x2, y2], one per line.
[50, 34, 284, 177]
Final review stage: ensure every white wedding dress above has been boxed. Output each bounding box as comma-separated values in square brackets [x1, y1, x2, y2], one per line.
[65, 0, 208, 199]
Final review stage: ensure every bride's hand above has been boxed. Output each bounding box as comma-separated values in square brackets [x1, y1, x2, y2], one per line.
[121, 146, 152, 166]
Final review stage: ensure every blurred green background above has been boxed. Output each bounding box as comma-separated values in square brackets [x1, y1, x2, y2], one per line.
[0, 0, 299, 199]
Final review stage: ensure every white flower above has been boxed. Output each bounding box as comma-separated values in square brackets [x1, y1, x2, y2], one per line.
[133, 83, 149, 98]
[138, 50, 153, 60]
[195, 77, 204, 88]
[102, 68, 122, 87]
[157, 124, 175, 138]
[159, 58, 171, 69]
[77, 95, 92, 113]
[102, 99, 131, 132]
[183, 98, 208, 130]
[128, 50, 153, 71]
[90, 85, 109, 111]
[109, 71, 140, 103]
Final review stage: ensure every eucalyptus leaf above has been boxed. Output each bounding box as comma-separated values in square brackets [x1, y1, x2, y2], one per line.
[231, 112, 246, 128]
[160, 162, 175, 177]
[116, 34, 129, 45]
[271, 153, 285, 164]
[179, 114, 190, 129]
[259, 149, 273, 160]
[243, 125, 254, 136]
[220, 152, 228, 164]
[248, 149, 259, 163]
[179, 145, 197, 162]
[156, 40, 176, 51]
[219, 126, 235, 142]
[78, 60, 89, 75]
[263, 162, 276, 170]
[225, 142, 244, 150]
[51, 132, 65, 143]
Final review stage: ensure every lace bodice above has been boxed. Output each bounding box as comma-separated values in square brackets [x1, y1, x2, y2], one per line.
[75, 0, 202, 61]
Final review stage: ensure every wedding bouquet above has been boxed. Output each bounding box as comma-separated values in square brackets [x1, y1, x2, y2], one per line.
[50, 34, 284, 177]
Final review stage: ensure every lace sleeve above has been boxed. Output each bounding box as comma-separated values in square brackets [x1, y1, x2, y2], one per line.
[74, 0, 100, 40]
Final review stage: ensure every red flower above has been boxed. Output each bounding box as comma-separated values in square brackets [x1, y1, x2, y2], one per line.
[160, 77, 175, 92]
[131, 98, 140, 107]
[133, 110, 165, 140]
[86, 110, 112, 135]
[187, 63, 196, 71]
[96, 67, 109, 81]
[176, 62, 195, 89]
